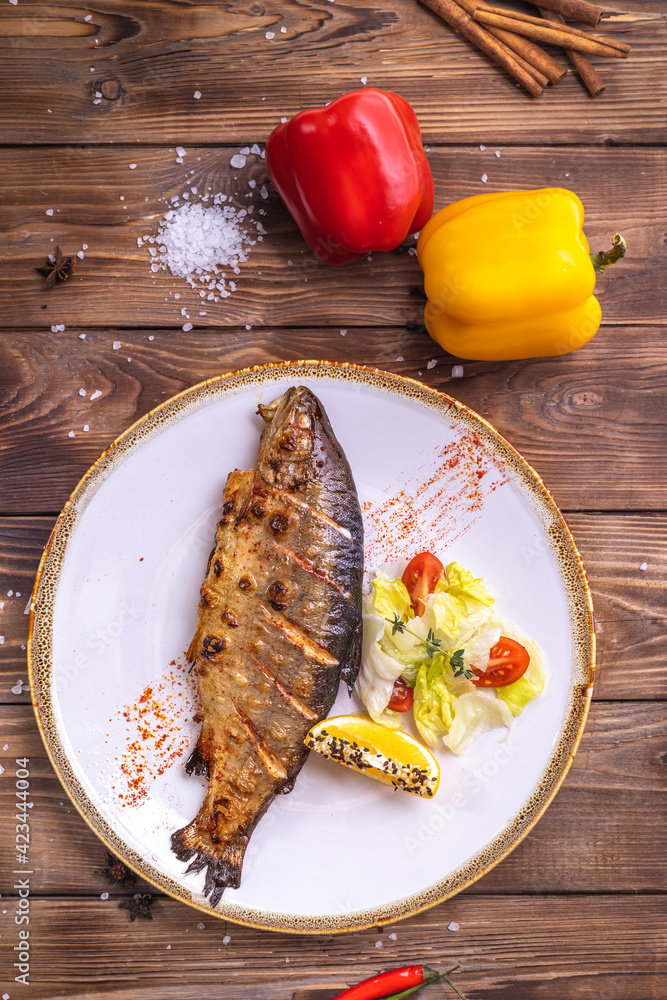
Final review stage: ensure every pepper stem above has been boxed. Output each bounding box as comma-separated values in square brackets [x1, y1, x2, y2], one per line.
[590, 233, 627, 273]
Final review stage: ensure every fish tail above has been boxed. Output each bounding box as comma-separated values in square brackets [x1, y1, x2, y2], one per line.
[171, 822, 247, 906]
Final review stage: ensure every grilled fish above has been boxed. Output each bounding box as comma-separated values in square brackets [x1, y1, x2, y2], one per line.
[171, 386, 363, 904]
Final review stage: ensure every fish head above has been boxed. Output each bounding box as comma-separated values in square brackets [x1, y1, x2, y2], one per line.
[257, 386, 335, 491]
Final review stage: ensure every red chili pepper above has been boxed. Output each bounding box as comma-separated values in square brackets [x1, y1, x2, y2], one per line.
[265, 88, 434, 266]
[331, 964, 467, 1000]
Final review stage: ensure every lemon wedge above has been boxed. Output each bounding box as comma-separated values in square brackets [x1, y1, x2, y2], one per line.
[305, 714, 440, 797]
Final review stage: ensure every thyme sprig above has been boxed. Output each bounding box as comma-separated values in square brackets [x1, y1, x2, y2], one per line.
[386, 614, 475, 679]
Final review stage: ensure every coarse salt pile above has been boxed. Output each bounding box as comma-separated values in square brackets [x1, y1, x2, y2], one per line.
[146, 199, 262, 300]
[141, 147, 268, 306]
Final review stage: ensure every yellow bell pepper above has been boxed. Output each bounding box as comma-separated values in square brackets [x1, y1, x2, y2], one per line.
[416, 187, 626, 360]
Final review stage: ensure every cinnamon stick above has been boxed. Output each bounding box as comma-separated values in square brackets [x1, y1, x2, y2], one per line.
[539, 7, 605, 95]
[472, 9, 630, 58]
[475, 5, 631, 52]
[529, 0, 603, 28]
[418, 0, 545, 95]
[456, 0, 565, 84]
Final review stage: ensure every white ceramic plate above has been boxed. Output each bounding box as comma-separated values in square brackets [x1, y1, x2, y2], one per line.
[29, 362, 594, 933]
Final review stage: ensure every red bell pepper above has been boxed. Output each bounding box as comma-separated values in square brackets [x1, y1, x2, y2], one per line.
[265, 88, 434, 266]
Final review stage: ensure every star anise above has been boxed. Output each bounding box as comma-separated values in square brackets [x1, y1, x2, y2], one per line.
[94, 850, 137, 889]
[119, 893, 155, 921]
[35, 246, 76, 289]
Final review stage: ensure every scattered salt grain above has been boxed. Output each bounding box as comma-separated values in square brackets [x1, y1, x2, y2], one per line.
[45, 208, 53, 216]
[12, 680, 26, 694]
[396, 355, 404, 362]
[375, 940, 382, 948]
[84, 13, 91, 19]
[129, 163, 137, 170]
[16, 592, 20, 597]
[90, 66, 95, 72]
[83, 425, 90, 432]
[93, 99, 101, 105]
[223, 935, 231, 945]
[79, 388, 86, 396]
[495, 150, 500, 158]
[166, 944, 171, 950]
[148, 335, 154, 341]
[0, 637, 3, 644]
[260, 185, 268, 199]
[24, 600, 30, 614]
[388, 932, 397, 941]
[481, 174, 488, 183]
[182, 322, 193, 332]
[77, 251, 84, 259]
[361, 76, 367, 84]
[90, 390, 102, 400]
[340, 329, 347, 336]
[427, 359, 437, 369]
[285, 956, 290, 962]
[451, 365, 464, 378]
[68, 431, 75, 438]
[176, 146, 187, 158]
[9, 0, 17, 4]
[251, 144, 261, 155]
[640, 562, 648, 571]
[112, 341, 121, 350]
[281, 25, 287, 32]
[408, 246, 417, 256]
[100, 892, 109, 900]
[265, 31, 274, 39]
[231, 153, 246, 168]
[194, 91, 201, 99]
[280, 116, 287, 123]
[3, 744, 8, 750]
[448, 921, 460, 932]
[245, 324, 252, 330]
[7, 590, 12, 596]
[197, 922, 205, 930]
[480, 144, 486, 151]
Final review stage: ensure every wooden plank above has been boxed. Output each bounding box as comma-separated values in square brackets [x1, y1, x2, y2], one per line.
[0, 892, 663, 999]
[1, 701, 665, 896]
[1, 513, 665, 702]
[0, 145, 663, 328]
[0, 1, 664, 146]
[567, 513, 667, 699]
[0, 325, 666, 514]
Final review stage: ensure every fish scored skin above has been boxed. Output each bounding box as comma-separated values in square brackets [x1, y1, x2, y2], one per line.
[171, 386, 363, 905]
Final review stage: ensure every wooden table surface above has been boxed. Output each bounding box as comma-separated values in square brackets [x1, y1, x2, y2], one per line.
[1, 1, 666, 998]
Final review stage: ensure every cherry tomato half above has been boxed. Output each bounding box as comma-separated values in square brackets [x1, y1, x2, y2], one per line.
[402, 552, 445, 617]
[472, 636, 530, 688]
[388, 678, 414, 712]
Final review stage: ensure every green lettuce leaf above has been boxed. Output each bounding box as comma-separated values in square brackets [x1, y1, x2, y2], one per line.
[372, 576, 414, 624]
[444, 690, 513, 755]
[413, 654, 455, 748]
[445, 561, 494, 611]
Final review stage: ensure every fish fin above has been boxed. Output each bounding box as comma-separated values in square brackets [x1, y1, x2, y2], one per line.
[340, 618, 363, 694]
[185, 742, 209, 779]
[171, 823, 247, 905]
[186, 633, 199, 664]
